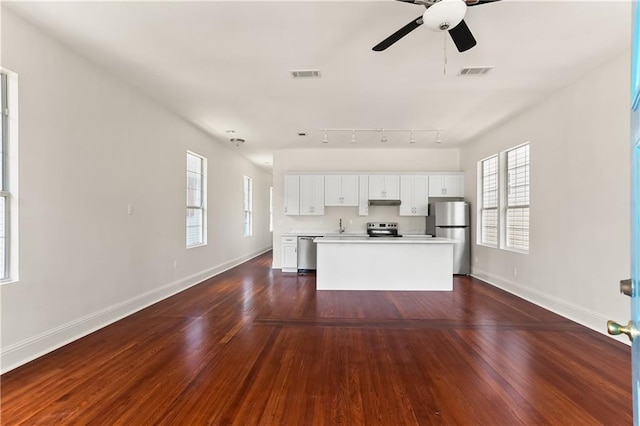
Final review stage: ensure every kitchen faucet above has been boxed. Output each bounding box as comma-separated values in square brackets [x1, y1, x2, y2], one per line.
[339, 218, 345, 234]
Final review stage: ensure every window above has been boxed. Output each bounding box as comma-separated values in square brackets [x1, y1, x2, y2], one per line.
[243, 176, 253, 236]
[477, 143, 530, 253]
[0, 70, 16, 282]
[269, 186, 273, 232]
[186, 151, 206, 247]
[480, 156, 498, 246]
[505, 144, 530, 251]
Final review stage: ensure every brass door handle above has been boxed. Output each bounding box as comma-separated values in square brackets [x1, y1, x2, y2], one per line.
[607, 320, 638, 341]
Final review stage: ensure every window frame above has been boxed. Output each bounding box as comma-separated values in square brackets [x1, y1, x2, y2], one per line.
[269, 186, 273, 232]
[476, 143, 530, 254]
[186, 151, 207, 248]
[0, 72, 9, 280]
[477, 155, 499, 248]
[243, 175, 253, 237]
[502, 143, 530, 253]
[0, 68, 18, 285]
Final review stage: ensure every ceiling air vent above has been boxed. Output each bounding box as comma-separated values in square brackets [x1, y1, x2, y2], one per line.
[290, 69, 321, 79]
[459, 66, 493, 76]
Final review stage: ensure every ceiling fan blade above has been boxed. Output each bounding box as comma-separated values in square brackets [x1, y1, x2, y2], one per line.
[373, 16, 423, 51]
[448, 20, 477, 52]
[465, 0, 501, 6]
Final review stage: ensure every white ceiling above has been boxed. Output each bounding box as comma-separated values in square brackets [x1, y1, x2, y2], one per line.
[5, 0, 632, 169]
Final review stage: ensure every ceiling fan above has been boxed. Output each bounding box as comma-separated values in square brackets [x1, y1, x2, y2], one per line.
[373, 0, 501, 53]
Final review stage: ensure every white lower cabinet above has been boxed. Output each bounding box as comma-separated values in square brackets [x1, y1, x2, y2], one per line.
[281, 237, 297, 273]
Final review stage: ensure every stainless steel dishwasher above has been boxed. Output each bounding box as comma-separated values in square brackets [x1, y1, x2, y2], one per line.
[297, 236, 317, 272]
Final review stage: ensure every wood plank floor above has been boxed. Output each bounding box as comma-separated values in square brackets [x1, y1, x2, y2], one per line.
[1, 251, 632, 425]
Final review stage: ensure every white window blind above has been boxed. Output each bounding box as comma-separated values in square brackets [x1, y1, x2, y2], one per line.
[243, 176, 253, 236]
[505, 144, 530, 251]
[186, 152, 206, 247]
[480, 155, 498, 246]
[0, 72, 9, 279]
[269, 186, 273, 232]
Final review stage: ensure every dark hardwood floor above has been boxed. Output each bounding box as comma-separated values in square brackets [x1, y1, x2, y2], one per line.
[1, 251, 632, 425]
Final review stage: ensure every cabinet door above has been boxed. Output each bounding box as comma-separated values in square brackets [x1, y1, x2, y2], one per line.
[300, 175, 324, 215]
[429, 174, 464, 197]
[284, 175, 300, 215]
[359, 175, 369, 216]
[400, 175, 429, 216]
[413, 175, 429, 215]
[368, 175, 385, 199]
[428, 175, 445, 196]
[282, 244, 297, 271]
[383, 175, 400, 199]
[341, 175, 359, 206]
[399, 175, 414, 216]
[444, 175, 464, 197]
[324, 175, 343, 206]
[368, 175, 399, 199]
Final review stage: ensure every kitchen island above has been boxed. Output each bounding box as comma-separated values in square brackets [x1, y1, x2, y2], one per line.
[314, 236, 454, 291]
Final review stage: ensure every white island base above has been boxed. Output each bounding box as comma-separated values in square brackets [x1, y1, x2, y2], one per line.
[315, 236, 454, 291]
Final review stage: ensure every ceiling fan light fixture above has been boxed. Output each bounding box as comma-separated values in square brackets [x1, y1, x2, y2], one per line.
[422, 0, 467, 32]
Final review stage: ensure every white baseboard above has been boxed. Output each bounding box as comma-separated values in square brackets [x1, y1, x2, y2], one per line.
[0, 247, 272, 374]
[471, 268, 629, 346]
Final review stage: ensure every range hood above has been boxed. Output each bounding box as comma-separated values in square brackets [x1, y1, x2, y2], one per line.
[368, 199, 401, 206]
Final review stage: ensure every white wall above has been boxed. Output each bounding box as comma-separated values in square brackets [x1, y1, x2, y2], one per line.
[0, 9, 272, 372]
[461, 52, 631, 339]
[272, 148, 460, 268]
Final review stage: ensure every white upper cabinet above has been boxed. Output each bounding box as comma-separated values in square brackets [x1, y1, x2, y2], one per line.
[284, 175, 300, 215]
[299, 175, 325, 215]
[428, 174, 464, 198]
[359, 175, 369, 216]
[400, 175, 429, 216]
[325, 175, 359, 206]
[368, 175, 400, 199]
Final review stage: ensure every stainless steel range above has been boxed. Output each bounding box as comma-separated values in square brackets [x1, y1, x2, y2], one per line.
[366, 222, 402, 237]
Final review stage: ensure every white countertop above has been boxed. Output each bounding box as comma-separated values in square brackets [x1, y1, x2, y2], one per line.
[314, 236, 452, 244]
[282, 231, 432, 238]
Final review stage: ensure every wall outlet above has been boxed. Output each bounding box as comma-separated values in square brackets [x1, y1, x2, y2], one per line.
[513, 267, 517, 276]
[127, 205, 134, 215]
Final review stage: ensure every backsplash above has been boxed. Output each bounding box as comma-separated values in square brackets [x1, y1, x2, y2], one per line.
[281, 205, 428, 235]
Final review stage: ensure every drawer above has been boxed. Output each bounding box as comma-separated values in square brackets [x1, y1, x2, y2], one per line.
[281, 236, 297, 244]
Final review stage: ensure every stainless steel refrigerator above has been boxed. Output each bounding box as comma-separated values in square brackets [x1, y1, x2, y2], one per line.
[428, 201, 471, 275]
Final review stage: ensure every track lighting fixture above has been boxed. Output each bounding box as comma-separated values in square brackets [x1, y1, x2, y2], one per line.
[319, 128, 441, 145]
